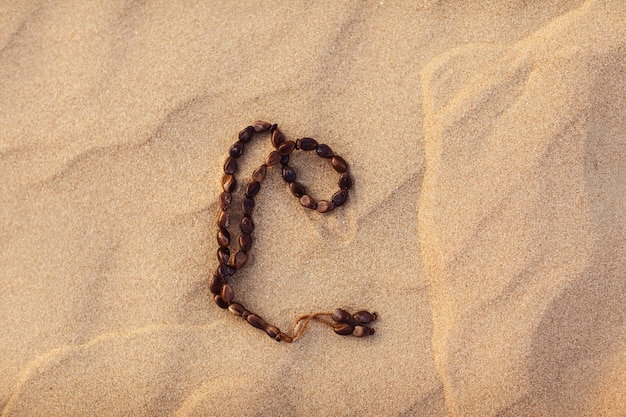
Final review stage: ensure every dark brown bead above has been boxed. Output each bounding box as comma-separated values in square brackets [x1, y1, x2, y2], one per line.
[316, 200, 334, 213]
[316, 143, 334, 158]
[332, 190, 348, 207]
[245, 181, 261, 198]
[253, 120, 271, 133]
[333, 323, 355, 335]
[269, 123, 278, 132]
[252, 165, 267, 182]
[298, 137, 318, 151]
[266, 151, 282, 166]
[229, 141, 244, 158]
[209, 273, 224, 295]
[240, 216, 254, 234]
[300, 194, 317, 209]
[217, 228, 230, 247]
[247, 313, 268, 330]
[219, 192, 232, 210]
[282, 165, 296, 183]
[339, 173, 352, 190]
[234, 250, 248, 269]
[238, 125, 254, 142]
[217, 210, 230, 229]
[278, 140, 295, 156]
[217, 247, 230, 265]
[280, 154, 290, 165]
[214, 295, 229, 309]
[271, 129, 285, 147]
[228, 302, 246, 316]
[218, 264, 236, 279]
[223, 156, 237, 174]
[222, 174, 236, 193]
[331, 155, 348, 173]
[353, 311, 376, 324]
[332, 308, 352, 323]
[220, 283, 234, 304]
[265, 326, 281, 340]
[239, 233, 252, 252]
[242, 197, 255, 216]
[289, 182, 306, 198]
[353, 325, 374, 337]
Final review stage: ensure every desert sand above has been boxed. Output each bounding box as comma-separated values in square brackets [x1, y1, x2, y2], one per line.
[1, 1, 624, 416]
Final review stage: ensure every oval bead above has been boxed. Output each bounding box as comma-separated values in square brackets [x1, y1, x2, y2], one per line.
[228, 302, 246, 316]
[247, 314, 268, 330]
[332, 190, 348, 207]
[289, 182, 306, 198]
[316, 143, 334, 158]
[222, 174, 236, 193]
[331, 155, 348, 173]
[352, 325, 374, 337]
[332, 308, 352, 323]
[339, 173, 352, 190]
[217, 247, 230, 265]
[217, 228, 230, 247]
[266, 151, 282, 166]
[218, 264, 236, 279]
[298, 137, 318, 151]
[219, 192, 232, 210]
[245, 181, 261, 198]
[229, 141, 244, 158]
[265, 326, 281, 340]
[280, 154, 290, 165]
[242, 197, 255, 216]
[217, 210, 230, 229]
[353, 311, 376, 324]
[234, 250, 248, 269]
[316, 200, 334, 213]
[253, 120, 271, 133]
[238, 125, 254, 142]
[278, 140, 295, 156]
[214, 295, 229, 309]
[223, 156, 237, 174]
[300, 194, 317, 209]
[252, 165, 267, 182]
[282, 165, 296, 183]
[221, 283, 234, 304]
[239, 233, 252, 252]
[271, 129, 285, 147]
[333, 323, 355, 336]
[240, 216, 254, 234]
[209, 274, 223, 295]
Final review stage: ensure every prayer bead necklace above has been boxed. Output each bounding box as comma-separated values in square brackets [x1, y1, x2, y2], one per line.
[210, 121, 377, 342]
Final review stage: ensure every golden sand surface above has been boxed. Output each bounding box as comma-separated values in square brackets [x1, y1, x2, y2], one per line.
[1, 1, 624, 416]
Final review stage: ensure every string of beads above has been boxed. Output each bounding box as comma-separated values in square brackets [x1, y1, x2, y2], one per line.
[210, 121, 377, 342]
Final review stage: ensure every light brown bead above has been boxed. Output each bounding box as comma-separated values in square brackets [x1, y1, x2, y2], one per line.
[271, 129, 285, 147]
[266, 151, 282, 166]
[239, 233, 252, 252]
[253, 120, 271, 133]
[222, 174, 236, 193]
[217, 228, 230, 247]
[331, 155, 348, 173]
[252, 165, 267, 182]
[300, 194, 316, 209]
[221, 283, 234, 304]
[316, 200, 334, 213]
[278, 140, 295, 156]
[217, 210, 230, 229]
[234, 250, 248, 269]
[223, 156, 237, 174]
[219, 192, 232, 210]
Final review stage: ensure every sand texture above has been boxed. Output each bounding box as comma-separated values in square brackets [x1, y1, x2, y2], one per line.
[1, 1, 624, 416]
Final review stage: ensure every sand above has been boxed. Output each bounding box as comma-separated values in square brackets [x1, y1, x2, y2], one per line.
[1, 1, 624, 416]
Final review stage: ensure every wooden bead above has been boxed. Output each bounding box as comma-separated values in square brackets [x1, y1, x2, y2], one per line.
[223, 156, 237, 174]
[339, 173, 351, 190]
[297, 137, 318, 151]
[265, 326, 281, 340]
[245, 181, 261, 198]
[229, 141, 244, 158]
[352, 325, 374, 337]
[214, 295, 229, 309]
[239, 233, 252, 252]
[253, 120, 271, 133]
[316, 143, 334, 158]
[252, 165, 267, 182]
[289, 182, 306, 198]
[278, 140, 295, 156]
[219, 192, 232, 210]
[238, 125, 254, 142]
[266, 151, 282, 166]
[332, 308, 352, 323]
[240, 216, 254, 234]
[353, 311, 376, 324]
[234, 250, 248, 269]
[217, 247, 230, 265]
[222, 174, 236, 193]
[331, 155, 348, 173]
[316, 200, 334, 213]
[333, 323, 354, 335]
[282, 165, 296, 183]
[247, 313, 268, 330]
[217, 228, 230, 247]
[299, 194, 316, 209]
[209, 274, 223, 295]
[332, 189, 348, 207]
[271, 129, 285, 147]
[228, 302, 246, 316]
[221, 283, 234, 304]
[217, 210, 230, 229]
[242, 197, 255, 216]
[218, 264, 236, 279]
